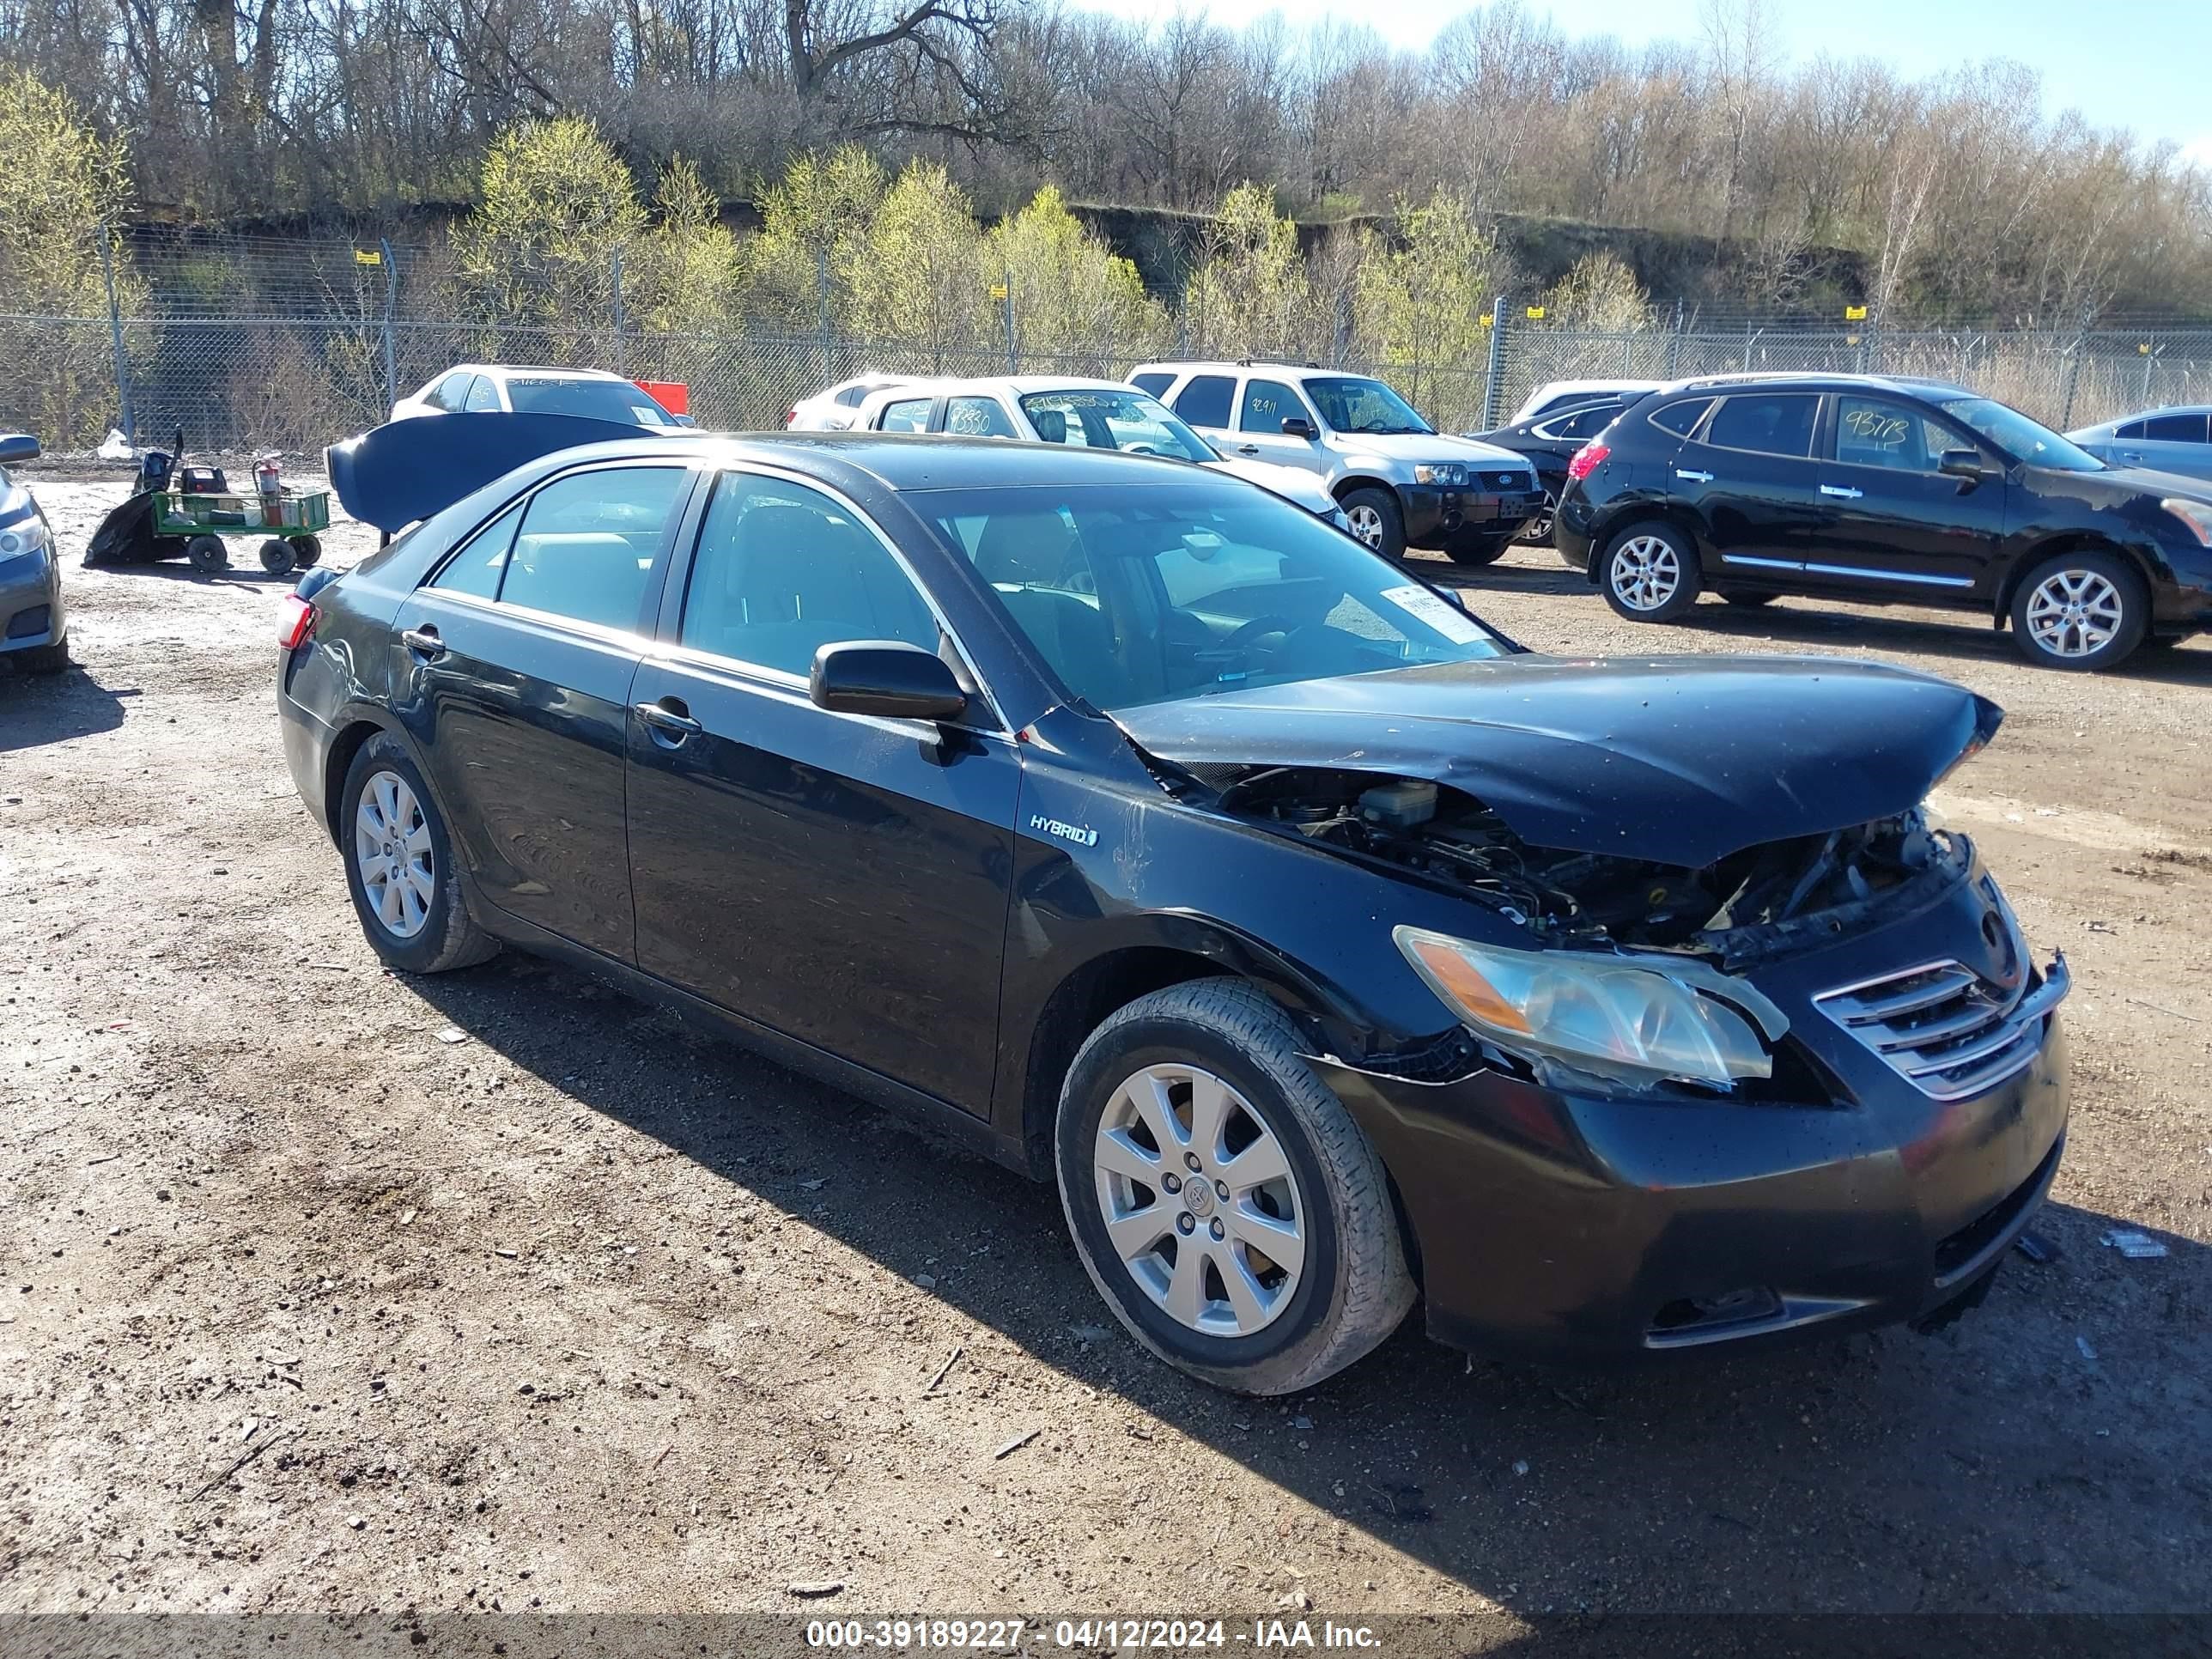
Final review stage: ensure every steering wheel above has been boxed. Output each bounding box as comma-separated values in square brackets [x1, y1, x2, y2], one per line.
[1219, 615, 1299, 650]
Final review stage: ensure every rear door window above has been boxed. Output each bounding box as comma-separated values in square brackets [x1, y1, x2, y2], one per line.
[1702, 393, 1820, 458]
[877, 398, 934, 433]
[463, 375, 501, 412]
[1172, 374, 1236, 428]
[945, 396, 1018, 438]
[1540, 403, 1620, 441]
[497, 466, 687, 632]
[2142, 411, 2210, 443]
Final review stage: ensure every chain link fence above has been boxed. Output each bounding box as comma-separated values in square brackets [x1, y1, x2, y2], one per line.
[14, 234, 2212, 451]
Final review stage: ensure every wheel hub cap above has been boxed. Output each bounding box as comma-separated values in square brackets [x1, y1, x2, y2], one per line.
[354, 769, 435, 940]
[1346, 505, 1382, 547]
[1611, 535, 1680, 611]
[1092, 1063, 1305, 1339]
[2025, 569, 2122, 659]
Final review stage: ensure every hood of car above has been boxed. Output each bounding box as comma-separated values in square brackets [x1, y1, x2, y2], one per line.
[1115, 653, 2002, 869]
[1202, 456, 1339, 514]
[2024, 460, 2212, 508]
[1326, 431, 1528, 470]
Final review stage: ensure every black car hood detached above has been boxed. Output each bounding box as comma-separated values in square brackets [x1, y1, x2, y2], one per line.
[1115, 654, 2002, 869]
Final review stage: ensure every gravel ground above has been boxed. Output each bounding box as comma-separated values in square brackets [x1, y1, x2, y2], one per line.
[3, 467, 2209, 1633]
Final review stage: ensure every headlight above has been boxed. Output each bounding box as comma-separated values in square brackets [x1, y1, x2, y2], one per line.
[1413, 463, 1467, 487]
[0, 519, 49, 558]
[1394, 926, 1786, 1090]
[2160, 497, 2212, 547]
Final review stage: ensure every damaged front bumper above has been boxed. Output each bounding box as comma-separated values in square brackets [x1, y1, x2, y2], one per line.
[1310, 860, 2070, 1363]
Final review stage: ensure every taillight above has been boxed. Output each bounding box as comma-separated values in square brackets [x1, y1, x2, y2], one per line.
[1566, 441, 1609, 483]
[785, 407, 799, 428]
[277, 594, 317, 652]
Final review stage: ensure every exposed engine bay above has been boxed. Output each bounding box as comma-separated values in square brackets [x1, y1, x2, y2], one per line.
[1209, 766, 1968, 962]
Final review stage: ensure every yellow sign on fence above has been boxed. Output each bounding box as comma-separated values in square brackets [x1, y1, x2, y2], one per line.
[988, 283, 1008, 301]
[1524, 306, 1546, 320]
[355, 249, 381, 265]
[1844, 304, 1868, 321]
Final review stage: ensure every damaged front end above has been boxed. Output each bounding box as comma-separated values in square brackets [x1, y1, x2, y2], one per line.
[1190, 763, 1978, 1097]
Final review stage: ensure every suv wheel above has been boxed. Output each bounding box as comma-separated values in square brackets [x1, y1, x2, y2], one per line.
[340, 734, 499, 973]
[1601, 520, 1701, 622]
[2010, 550, 2147, 671]
[1054, 979, 1414, 1395]
[1339, 488, 1406, 560]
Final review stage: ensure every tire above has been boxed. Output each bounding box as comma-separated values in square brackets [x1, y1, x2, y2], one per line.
[258, 538, 297, 576]
[1443, 533, 1511, 568]
[2008, 550, 2148, 671]
[1600, 520, 1702, 623]
[339, 733, 499, 974]
[1338, 487, 1406, 561]
[13, 637, 70, 673]
[185, 535, 228, 574]
[1518, 493, 1556, 546]
[1054, 978, 1414, 1395]
[1718, 588, 1778, 608]
[292, 535, 323, 568]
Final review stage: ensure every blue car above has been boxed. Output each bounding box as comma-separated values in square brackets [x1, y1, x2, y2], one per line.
[0, 434, 66, 673]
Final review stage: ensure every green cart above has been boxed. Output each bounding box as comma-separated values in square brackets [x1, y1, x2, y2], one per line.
[153, 489, 331, 575]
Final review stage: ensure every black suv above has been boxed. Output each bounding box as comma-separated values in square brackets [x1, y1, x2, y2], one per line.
[1554, 374, 2212, 670]
[1468, 396, 1632, 545]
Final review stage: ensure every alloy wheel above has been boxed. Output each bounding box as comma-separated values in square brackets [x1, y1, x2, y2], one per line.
[1610, 533, 1680, 611]
[1092, 1063, 1306, 1338]
[354, 769, 435, 939]
[2024, 568, 2124, 659]
[1344, 502, 1385, 549]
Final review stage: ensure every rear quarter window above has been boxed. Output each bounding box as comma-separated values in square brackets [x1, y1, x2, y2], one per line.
[1648, 398, 1713, 437]
[1130, 372, 1174, 398]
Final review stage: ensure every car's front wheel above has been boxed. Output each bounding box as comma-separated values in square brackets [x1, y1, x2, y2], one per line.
[340, 734, 499, 973]
[2009, 550, 2147, 671]
[1054, 979, 1414, 1395]
[1338, 487, 1406, 561]
[1601, 520, 1702, 622]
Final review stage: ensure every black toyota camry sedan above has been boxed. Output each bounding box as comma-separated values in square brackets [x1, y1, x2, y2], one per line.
[278, 433, 2069, 1393]
[1553, 372, 2212, 670]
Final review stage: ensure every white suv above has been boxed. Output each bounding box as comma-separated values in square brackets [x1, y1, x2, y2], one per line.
[848, 376, 1346, 524]
[1129, 362, 1542, 562]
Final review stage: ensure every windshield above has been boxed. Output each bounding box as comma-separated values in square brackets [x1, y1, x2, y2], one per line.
[1936, 396, 2102, 472]
[1018, 389, 1215, 463]
[506, 376, 677, 427]
[1304, 377, 1433, 436]
[921, 481, 1507, 712]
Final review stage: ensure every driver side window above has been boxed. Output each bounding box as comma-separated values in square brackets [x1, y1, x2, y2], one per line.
[1835, 397, 1953, 472]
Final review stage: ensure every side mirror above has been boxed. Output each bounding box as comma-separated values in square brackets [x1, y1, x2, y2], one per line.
[1280, 416, 1316, 440]
[1938, 448, 1995, 482]
[672, 414, 698, 428]
[0, 433, 40, 465]
[810, 641, 968, 722]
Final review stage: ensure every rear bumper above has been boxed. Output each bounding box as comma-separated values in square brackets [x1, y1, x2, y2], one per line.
[277, 647, 336, 837]
[0, 549, 64, 654]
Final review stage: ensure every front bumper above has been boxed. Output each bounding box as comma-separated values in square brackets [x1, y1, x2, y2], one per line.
[1401, 482, 1547, 546]
[0, 548, 64, 656]
[1317, 864, 2069, 1363]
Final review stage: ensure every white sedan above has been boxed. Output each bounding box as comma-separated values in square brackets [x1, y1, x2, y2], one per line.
[392, 364, 693, 428]
[849, 377, 1348, 524]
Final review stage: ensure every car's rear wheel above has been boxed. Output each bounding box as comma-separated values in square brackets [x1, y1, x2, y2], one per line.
[1601, 520, 1701, 622]
[1338, 487, 1406, 561]
[1054, 979, 1413, 1395]
[2010, 550, 2147, 671]
[340, 735, 498, 974]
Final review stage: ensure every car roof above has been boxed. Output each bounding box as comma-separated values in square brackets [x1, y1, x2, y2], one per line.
[1649, 371, 1974, 400]
[525, 432, 1243, 495]
[1132, 361, 1352, 380]
[431, 363, 629, 383]
[862, 374, 1137, 399]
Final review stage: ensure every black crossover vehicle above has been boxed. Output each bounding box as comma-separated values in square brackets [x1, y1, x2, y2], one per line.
[279, 433, 2068, 1392]
[1468, 396, 1631, 545]
[1554, 373, 2212, 669]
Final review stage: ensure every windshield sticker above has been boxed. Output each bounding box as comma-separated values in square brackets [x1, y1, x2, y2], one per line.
[1382, 584, 1486, 645]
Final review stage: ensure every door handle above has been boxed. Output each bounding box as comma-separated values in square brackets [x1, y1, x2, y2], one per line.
[1237, 443, 1260, 455]
[1674, 469, 1713, 483]
[400, 625, 444, 659]
[634, 697, 703, 741]
[2119, 450, 2143, 463]
[1819, 484, 1864, 499]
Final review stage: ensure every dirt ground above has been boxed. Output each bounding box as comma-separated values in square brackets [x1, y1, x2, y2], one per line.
[3, 465, 2209, 1638]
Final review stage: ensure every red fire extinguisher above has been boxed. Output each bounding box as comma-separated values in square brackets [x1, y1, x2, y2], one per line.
[255, 456, 283, 527]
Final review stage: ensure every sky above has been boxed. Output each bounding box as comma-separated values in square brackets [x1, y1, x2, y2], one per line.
[1088, 0, 2212, 161]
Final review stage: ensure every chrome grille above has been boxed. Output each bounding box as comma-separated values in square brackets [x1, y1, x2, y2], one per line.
[1814, 951, 2069, 1102]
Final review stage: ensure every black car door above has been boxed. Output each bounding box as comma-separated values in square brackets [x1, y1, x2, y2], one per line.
[1668, 392, 1826, 580]
[623, 466, 1018, 1110]
[388, 461, 694, 962]
[1809, 393, 2008, 598]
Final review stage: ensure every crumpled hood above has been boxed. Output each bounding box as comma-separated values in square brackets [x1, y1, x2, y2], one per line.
[1203, 456, 1340, 516]
[1115, 653, 2002, 868]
